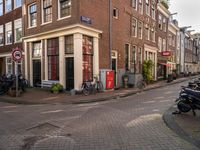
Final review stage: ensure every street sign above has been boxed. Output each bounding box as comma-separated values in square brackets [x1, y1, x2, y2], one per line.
[12, 48, 22, 62]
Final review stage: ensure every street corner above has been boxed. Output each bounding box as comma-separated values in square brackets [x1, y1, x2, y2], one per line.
[163, 105, 200, 149]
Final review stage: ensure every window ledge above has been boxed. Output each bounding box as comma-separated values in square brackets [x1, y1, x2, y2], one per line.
[57, 15, 71, 21]
[6, 43, 12, 45]
[41, 21, 52, 26]
[28, 26, 37, 29]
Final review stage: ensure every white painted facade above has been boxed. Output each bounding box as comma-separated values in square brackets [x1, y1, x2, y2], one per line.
[23, 24, 102, 90]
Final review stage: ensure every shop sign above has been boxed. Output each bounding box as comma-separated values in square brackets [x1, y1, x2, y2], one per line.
[161, 51, 171, 56]
[80, 16, 92, 24]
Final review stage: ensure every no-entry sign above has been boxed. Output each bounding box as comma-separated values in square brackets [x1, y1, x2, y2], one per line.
[12, 48, 22, 61]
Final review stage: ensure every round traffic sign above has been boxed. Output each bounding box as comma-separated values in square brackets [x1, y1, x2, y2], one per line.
[12, 48, 22, 61]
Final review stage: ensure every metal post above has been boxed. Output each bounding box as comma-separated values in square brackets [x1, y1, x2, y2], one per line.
[15, 62, 18, 97]
[109, 0, 112, 69]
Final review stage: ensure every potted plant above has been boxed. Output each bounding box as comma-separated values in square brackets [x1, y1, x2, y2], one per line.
[50, 83, 63, 94]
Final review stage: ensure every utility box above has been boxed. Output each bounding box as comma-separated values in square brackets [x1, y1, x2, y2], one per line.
[100, 69, 114, 90]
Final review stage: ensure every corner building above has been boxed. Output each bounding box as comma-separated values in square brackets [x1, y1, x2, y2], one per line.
[23, 0, 159, 90]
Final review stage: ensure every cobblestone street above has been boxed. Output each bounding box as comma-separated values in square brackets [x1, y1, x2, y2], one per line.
[0, 81, 199, 150]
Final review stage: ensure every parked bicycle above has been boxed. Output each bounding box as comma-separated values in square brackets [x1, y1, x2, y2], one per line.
[137, 80, 146, 89]
[81, 76, 104, 96]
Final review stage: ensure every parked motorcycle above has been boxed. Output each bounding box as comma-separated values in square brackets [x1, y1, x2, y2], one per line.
[175, 87, 200, 116]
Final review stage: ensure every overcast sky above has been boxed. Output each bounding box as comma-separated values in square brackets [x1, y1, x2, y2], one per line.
[169, 0, 200, 33]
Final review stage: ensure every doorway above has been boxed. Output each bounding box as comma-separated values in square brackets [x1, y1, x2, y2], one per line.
[33, 60, 41, 87]
[112, 58, 117, 87]
[65, 57, 74, 91]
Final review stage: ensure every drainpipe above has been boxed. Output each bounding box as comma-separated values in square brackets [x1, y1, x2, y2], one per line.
[109, 0, 112, 70]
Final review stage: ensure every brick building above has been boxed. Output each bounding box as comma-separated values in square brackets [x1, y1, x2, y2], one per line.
[156, 2, 170, 79]
[0, 0, 22, 76]
[22, 0, 160, 90]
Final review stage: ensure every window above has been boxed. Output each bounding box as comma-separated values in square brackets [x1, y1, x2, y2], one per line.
[168, 33, 172, 46]
[0, 25, 3, 46]
[113, 8, 119, 19]
[146, 0, 150, 15]
[138, 47, 143, 73]
[15, 0, 21, 8]
[163, 38, 166, 51]
[5, 22, 12, 44]
[125, 44, 130, 71]
[138, 21, 143, 39]
[151, 2, 155, 19]
[151, 27, 155, 42]
[14, 18, 22, 43]
[29, 4, 37, 27]
[59, 0, 71, 18]
[158, 14, 162, 30]
[83, 35, 93, 82]
[132, 17, 137, 37]
[32, 42, 41, 58]
[47, 38, 59, 80]
[163, 18, 166, 31]
[43, 0, 52, 23]
[132, 0, 137, 10]
[132, 45, 137, 73]
[65, 35, 73, 54]
[6, 57, 13, 75]
[138, 0, 143, 14]
[5, 0, 12, 13]
[0, 0, 3, 16]
[158, 37, 162, 52]
[145, 24, 150, 40]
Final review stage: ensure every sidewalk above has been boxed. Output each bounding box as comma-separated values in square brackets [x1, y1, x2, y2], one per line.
[0, 76, 197, 105]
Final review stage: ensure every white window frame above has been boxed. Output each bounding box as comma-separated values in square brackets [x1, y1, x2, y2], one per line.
[41, 0, 53, 25]
[14, 18, 22, 43]
[146, 0, 150, 16]
[163, 38, 166, 51]
[158, 37, 162, 52]
[5, 22, 12, 45]
[58, 0, 71, 20]
[132, 17, 137, 37]
[132, 0, 137, 10]
[113, 8, 119, 19]
[6, 57, 13, 75]
[28, 3, 37, 28]
[138, 0, 143, 14]
[5, 0, 12, 13]
[0, 25, 3, 46]
[14, 0, 22, 9]
[158, 14, 162, 30]
[138, 21, 143, 39]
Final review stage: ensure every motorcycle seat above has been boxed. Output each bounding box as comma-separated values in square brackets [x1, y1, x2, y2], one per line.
[184, 88, 200, 100]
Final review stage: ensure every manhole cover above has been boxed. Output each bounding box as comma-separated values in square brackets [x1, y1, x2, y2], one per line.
[30, 136, 76, 150]
[27, 122, 60, 135]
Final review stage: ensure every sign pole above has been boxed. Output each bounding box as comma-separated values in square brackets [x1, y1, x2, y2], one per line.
[15, 61, 18, 97]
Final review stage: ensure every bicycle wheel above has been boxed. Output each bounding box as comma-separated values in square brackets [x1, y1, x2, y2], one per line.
[83, 87, 90, 96]
[97, 81, 104, 92]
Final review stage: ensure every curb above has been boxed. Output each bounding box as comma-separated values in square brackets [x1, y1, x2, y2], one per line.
[0, 76, 199, 105]
[163, 106, 200, 149]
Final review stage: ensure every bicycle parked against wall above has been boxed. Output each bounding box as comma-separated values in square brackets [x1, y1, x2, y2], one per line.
[81, 76, 104, 96]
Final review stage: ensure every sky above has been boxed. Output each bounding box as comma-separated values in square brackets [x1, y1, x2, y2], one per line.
[169, 0, 200, 33]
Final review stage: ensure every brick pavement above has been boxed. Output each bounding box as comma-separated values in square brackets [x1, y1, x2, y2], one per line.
[0, 80, 199, 150]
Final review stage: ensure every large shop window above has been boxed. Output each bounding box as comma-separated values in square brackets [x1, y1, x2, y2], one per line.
[47, 38, 59, 80]
[59, 0, 71, 18]
[29, 4, 37, 27]
[83, 35, 93, 82]
[65, 35, 73, 54]
[43, 0, 52, 23]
